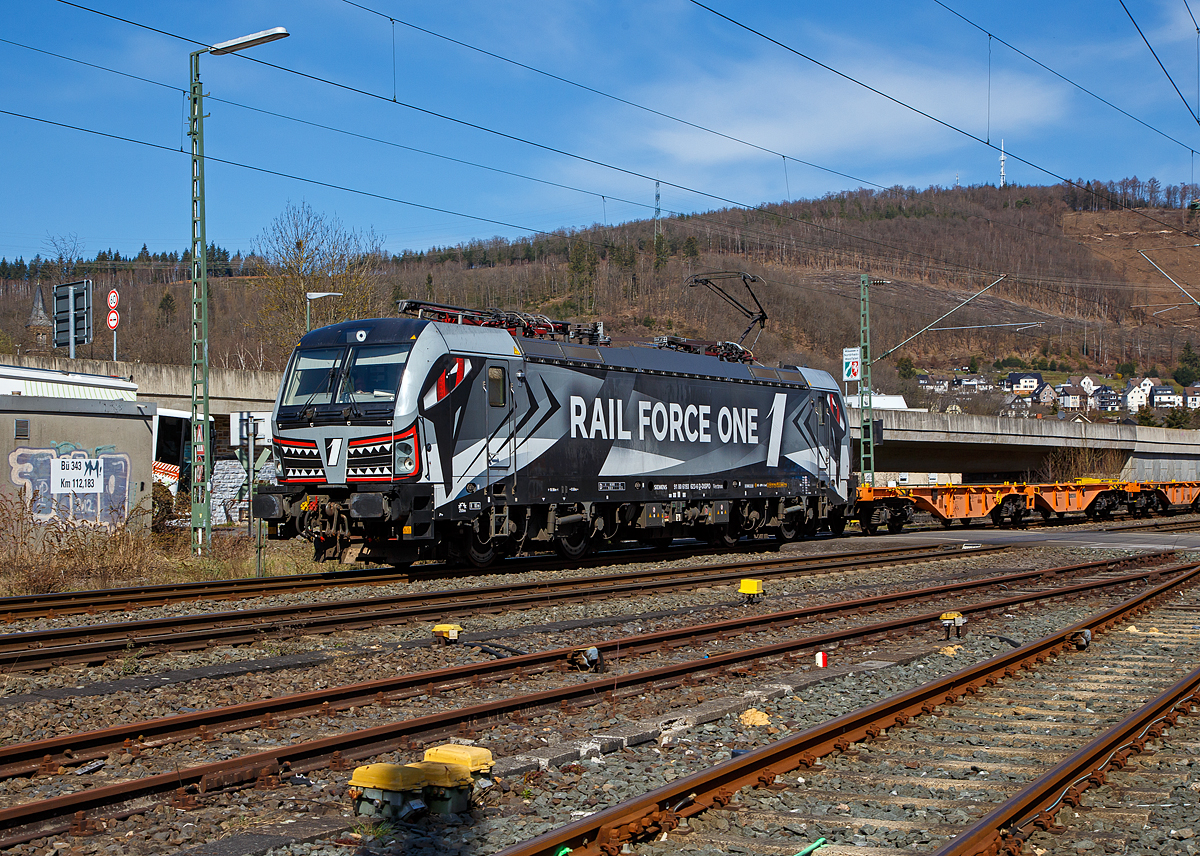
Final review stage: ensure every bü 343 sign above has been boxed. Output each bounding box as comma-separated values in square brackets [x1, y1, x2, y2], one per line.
[50, 458, 106, 494]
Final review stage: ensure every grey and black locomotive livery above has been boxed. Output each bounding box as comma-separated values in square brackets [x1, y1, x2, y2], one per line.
[253, 300, 852, 567]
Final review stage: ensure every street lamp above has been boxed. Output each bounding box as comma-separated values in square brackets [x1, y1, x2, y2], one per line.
[189, 26, 289, 557]
[306, 291, 343, 331]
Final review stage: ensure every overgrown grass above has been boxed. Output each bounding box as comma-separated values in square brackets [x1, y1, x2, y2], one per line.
[0, 492, 326, 595]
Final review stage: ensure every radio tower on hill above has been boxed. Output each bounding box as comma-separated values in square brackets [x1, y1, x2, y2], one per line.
[999, 140, 1007, 188]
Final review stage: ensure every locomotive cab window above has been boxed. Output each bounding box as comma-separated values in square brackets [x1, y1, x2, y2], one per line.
[339, 343, 412, 403]
[281, 348, 344, 406]
[488, 366, 507, 407]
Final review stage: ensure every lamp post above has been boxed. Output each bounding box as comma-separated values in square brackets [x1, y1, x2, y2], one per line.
[306, 291, 343, 331]
[189, 27, 288, 557]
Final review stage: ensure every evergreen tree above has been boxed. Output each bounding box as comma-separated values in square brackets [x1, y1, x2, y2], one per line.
[653, 233, 669, 272]
[1136, 405, 1160, 427]
[1164, 407, 1192, 429]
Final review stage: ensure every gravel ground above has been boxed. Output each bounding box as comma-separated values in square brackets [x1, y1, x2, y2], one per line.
[0, 543, 1191, 856]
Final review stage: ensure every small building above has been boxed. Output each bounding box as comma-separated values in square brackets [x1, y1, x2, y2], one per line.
[1094, 385, 1122, 412]
[954, 374, 993, 394]
[1185, 385, 1200, 410]
[1000, 393, 1031, 418]
[1004, 372, 1043, 395]
[1123, 383, 1149, 413]
[1150, 385, 1183, 409]
[916, 374, 950, 394]
[1031, 381, 1058, 406]
[1067, 375, 1098, 395]
[1055, 384, 1091, 411]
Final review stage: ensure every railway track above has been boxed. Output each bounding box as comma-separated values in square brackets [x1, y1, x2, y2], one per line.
[0, 539, 781, 623]
[1101, 516, 1200, 534]
[494, 563, 1200, 855]
[0, 550, 1167, 783]
[0, 550, 1183, 847]
[0, 543, 1002, 672]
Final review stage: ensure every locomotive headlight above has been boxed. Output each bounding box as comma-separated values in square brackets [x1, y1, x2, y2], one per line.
[272, 443, 285, 477]
[395, 441, 416, 473]
[393, 426, 419, 476]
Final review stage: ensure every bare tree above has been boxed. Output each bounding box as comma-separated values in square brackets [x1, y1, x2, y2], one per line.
[252, 201, 387, 360]
[44, 233, 85, 282]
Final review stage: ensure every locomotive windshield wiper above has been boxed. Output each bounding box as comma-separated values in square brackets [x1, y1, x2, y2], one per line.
[300, 365, 340, 420]
[342, 388, 363, 420]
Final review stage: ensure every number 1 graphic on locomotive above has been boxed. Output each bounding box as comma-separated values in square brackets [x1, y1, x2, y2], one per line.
[253, 300, 852, 568]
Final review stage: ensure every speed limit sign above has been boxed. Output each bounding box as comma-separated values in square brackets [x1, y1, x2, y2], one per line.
[107, 289, 119, 310]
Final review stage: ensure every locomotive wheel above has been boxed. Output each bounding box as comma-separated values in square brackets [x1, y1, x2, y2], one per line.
[554, 528, 592, 561]
[776, 518, 799, 543]
[858, 514, 877, 536]
[448, 527, 497, 568]
[465, 536, 496, 568]
[708, 524, 740, 549]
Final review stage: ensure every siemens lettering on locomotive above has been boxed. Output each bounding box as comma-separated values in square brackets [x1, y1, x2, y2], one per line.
[252, 300, 852, 568]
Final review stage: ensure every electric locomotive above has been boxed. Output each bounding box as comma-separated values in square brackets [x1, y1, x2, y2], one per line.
[253, 300, 852, 567]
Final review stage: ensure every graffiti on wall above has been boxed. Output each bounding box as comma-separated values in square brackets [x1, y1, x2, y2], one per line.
[8, 443, 131, 526]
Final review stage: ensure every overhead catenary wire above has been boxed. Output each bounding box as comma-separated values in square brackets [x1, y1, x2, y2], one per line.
[338, 0, 887, 191]
[2, 27, 1028, 290]
[11, 2, 1190, 338]
[48, 0, 1200, 253]
[685, 0, 1199, 240]
[1120, 0, 1200, 126]
[933, 0, 1198, 152]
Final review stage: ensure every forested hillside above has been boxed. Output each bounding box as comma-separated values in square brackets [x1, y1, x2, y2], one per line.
[1, 179, 1195, 382]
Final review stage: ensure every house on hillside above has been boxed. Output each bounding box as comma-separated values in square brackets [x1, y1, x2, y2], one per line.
[1123, 382, 1149, 413]
[954, 374, 993, 393]
[916, 374, 950, 394]
[1185, 386, 1200, 409]
[1150, 385, 1182, 409]
[1031, 382, 1058, 407]
[1000, 393, 1031, 418]
[1004, 372, 1043, 395]
[1067, 375, 1097, 395]
[1133, 377, 1161, 395]
[1056, 384, 1088, 411]
[1094, 385, 1122, 412]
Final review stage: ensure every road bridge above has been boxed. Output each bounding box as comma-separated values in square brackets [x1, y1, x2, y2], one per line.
[7, 357, 1198, 483]
[851, 407, 1200, 483]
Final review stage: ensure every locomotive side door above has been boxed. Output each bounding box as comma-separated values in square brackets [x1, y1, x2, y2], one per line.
[815, 393, 832, 486]
[482, 359, 517, 498]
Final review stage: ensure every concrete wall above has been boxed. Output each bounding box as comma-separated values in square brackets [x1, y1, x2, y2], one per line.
[0, 396, 155, 526]
[7, 355, 283, 415]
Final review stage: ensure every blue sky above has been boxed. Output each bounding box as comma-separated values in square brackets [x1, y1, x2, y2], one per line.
[3, 0, 1200, 262]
